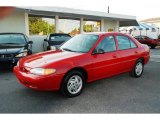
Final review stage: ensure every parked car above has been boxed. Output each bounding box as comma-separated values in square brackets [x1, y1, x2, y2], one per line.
[134, 35, 160, 49]
[43, 33, 71, 51]
[0, 33, 33, 65]
[14, 32, 150, 97]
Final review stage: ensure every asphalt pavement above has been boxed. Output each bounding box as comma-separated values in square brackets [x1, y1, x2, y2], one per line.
[0, 49, 160, 113]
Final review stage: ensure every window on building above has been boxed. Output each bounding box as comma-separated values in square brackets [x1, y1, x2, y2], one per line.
[29, 16, 55, 35]
[83, 20, 101, 32]
[152, 28, 156, 32]
[59, 19, 80, 37]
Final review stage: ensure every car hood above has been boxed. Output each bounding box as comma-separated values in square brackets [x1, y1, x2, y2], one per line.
[22, 50, 84, 68]
[0, 44, 26, 54]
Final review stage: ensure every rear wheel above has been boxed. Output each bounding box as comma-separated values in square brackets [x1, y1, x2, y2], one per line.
[60, 70, 85, 97]
[130, 59, 144, 78]
[151, 45, 156, 49]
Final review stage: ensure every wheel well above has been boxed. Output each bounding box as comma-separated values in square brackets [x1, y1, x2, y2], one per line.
[64, 67, 88, 82]
[138, 57, 145, 64]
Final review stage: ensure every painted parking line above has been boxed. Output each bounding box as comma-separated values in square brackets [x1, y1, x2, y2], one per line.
[151, 55, 160, 58]
[150, 55, 160, 63]
[150, 59, 160, 63]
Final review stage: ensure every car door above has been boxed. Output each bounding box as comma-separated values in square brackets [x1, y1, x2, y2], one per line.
[91, 35, 121, 81]
[115, 35, 139, 72]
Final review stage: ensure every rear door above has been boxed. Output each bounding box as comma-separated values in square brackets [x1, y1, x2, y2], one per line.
[115, 35, 139, 72]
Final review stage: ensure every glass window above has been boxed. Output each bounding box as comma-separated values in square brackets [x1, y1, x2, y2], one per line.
[50, 34, 71, 41]
[96, 36, 116, 52]
[59, 19, 80, 37]
[0, 34, 26, 44]
[130, 40, 137, 48]
[117, 36, 130, 50]
[60, 34, 99, 53]
[83, 21, 101, 32]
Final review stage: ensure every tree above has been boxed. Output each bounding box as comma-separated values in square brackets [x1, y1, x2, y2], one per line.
[29, 17, 55, 35]
[83, 24, 94, 32]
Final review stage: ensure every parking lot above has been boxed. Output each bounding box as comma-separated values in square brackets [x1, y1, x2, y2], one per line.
[0, 49, 160, 113]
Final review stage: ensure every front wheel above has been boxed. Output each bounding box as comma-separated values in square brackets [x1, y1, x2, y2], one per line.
[60, 71, 85, 97]
[130, 59, 144, 78]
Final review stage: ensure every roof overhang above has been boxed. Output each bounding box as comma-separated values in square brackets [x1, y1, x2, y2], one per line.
[15, 6, 139, 26]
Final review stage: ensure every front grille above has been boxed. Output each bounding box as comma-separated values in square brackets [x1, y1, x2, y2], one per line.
[0, 54, 14, 59]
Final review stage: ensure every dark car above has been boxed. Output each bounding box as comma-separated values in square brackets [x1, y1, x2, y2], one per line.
[0, 33, 33, 65]
[134, 35, 160, 49]
[43, 33, 71, 51]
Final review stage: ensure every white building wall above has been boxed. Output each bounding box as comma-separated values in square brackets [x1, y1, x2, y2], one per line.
[0, 12, 27, 34]
[103, 20, 117, 32]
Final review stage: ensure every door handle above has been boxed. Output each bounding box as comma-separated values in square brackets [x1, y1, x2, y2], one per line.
[135, 51, 138, 54]
[113, 55, 117, 58]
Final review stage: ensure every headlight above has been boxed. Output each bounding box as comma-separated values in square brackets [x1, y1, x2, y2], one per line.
[30, 68, 56, 75]
[50, 46, 56, 50]
[16, 52, 28, 57]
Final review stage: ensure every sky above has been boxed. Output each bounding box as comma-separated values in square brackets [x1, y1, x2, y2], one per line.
[40, 0, 160, 32]
[2, 0, 160, 20]
[45, 0, 160, 21]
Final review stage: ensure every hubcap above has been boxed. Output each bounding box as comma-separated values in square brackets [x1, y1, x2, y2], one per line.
[67, 75, 83, 94]
[135, 62, 143, 76]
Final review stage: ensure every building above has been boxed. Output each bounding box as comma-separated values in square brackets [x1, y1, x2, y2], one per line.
[0, 6, 138, 35]
[120, 23, 160, 39]
[140, 17, 160, 27]
[0, 6, 138, 52]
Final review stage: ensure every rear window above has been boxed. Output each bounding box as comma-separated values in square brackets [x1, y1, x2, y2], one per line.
[0, 34, 26, 44]
[50, 34, 71, 41]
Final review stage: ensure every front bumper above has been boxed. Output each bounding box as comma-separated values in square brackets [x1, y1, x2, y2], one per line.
[13, 66, 64, 91]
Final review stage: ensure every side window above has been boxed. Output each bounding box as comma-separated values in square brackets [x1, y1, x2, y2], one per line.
[130, 40, 137, 48]
[96, 36, 116, 52]
[117, 36, 130, 50]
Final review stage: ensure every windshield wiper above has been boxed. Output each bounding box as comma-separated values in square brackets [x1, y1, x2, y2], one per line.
[62, 48, 76, 52]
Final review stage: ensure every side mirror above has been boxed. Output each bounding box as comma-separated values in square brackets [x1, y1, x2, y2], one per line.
[92, 48, 105, 55]
[28, 41, 33, 44]
[44, 39, 48, 42]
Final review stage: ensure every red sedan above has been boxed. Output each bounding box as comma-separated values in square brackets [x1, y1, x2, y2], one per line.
[134, 35, 160, 49]
[14, 32, 150, 97]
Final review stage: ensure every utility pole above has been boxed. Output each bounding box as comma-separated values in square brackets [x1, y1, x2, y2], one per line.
[108, 6, 110, 14]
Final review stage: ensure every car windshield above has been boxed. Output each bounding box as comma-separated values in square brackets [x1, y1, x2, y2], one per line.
[60, 34, 99, 53]
[0, 34, 26, 44]
[50, 34, 71, 41]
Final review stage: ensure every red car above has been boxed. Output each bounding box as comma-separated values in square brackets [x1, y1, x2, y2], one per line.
[14, 32, 150, 97]
[134, 35, 160, 49]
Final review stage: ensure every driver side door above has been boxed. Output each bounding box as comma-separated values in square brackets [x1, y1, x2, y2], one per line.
[91, 35, 121, 81]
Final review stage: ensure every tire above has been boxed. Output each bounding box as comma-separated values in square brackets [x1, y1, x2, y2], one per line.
[151, 45, 156, 49]
[60, 70, 85, 97]
[130, 59, 144, 78]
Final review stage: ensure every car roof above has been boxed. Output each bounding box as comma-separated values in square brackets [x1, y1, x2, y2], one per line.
[49, 33, 71, 36]
[84, 32, 126, 36]
[0, 33, 25, 35]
